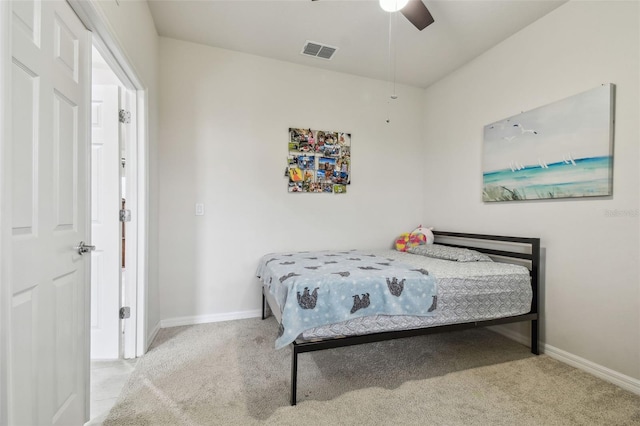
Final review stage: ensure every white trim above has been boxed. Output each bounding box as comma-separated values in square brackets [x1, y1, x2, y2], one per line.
[146, 320, 161, 349]
[491, 326, 640, 396]
[68, 1, 144, 90]
[544, 343, 640, 396]
[0, 1, 10, 423]
[121, 87, 138, 360]
[135, 89, 148, 356]
[160, 310, 263, 329]
[80, 22, 93, 423]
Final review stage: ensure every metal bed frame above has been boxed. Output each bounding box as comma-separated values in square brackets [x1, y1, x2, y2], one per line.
[261, 231, 540, 406]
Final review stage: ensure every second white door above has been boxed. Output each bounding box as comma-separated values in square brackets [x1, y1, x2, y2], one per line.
[91, 84, 122, 359]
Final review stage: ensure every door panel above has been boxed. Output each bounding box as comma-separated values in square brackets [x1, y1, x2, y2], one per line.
[52, 272, 78, 418]
[9, 1, 90, 424]
[53, 16, 79, 82]
[11, 0, 40, 46]
[10, 60, 37, 236]
[10, 288, 38, 426]
[53, 90, 78, 230]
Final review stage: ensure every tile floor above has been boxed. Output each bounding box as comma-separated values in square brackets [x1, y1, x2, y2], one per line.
[86, 358, 137, 425]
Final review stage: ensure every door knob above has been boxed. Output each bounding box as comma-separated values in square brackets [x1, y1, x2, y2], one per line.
[75, 241, 96, 255]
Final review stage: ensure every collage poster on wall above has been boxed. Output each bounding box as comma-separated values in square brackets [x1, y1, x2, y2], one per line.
[287, 128, 351, 193]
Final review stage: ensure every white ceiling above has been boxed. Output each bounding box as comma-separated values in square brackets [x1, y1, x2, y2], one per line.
[148, 0, 566, 89]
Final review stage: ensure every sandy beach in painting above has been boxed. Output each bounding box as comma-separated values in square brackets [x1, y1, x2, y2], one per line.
[483, 156, 611, 201]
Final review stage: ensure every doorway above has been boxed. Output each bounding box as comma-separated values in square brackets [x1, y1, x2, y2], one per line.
[89, 43, 139, 420]
[90, 41, 142, 361]
[91, 45, 126, 360]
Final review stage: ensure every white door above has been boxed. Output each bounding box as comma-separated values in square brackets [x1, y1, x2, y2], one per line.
[90, 85, 121, 359]
[9, 0, 90, 424]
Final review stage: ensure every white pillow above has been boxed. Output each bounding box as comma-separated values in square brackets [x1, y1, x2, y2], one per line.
[408, 244, 493, 262]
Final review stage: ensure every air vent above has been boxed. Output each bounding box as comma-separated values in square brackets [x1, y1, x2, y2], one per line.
[301, 40, 338, 60]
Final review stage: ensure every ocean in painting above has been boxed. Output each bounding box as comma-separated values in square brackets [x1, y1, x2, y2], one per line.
[483, 156, 612, 201]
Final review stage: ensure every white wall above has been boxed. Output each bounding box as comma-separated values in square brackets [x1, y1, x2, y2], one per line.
[93, 0, 161, 344]
[0, 2, 9, 423]
[422, 1, 639, 380]
[158, 37, 425, 323]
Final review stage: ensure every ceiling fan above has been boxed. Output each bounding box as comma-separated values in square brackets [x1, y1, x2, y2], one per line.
[380, 0, 434, 31]
[311, 0, 434, 31]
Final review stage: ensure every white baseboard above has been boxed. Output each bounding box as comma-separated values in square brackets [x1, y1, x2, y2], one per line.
[146, 321, 161, 349]
[489, 325, 640, 396]
[543, 343, 640, 396]
[160, 309, 262, 329]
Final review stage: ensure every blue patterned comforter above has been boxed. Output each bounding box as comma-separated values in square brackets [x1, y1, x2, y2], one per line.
[256, 250, 438, 349]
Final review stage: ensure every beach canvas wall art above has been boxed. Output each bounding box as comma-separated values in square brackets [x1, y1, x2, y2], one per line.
[482, 84, 615, 202]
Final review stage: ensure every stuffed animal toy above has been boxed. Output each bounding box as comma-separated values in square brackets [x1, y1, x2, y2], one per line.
[395, 225, 435, 251]
[411, 225, 435, 245]
[395, 232, 426, 252]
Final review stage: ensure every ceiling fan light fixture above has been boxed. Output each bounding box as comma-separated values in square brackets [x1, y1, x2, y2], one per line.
[379, 0, 409, 13]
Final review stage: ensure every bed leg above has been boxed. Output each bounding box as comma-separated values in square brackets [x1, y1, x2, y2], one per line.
[531, 319, 539, 355]
[290, 344, 298, 406]
[261, 288, 266, 320]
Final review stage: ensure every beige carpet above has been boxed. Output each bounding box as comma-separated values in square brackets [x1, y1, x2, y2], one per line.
[103, 318, 640, 425]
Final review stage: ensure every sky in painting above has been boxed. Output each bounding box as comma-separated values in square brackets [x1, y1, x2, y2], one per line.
[483, 84, 613, 173]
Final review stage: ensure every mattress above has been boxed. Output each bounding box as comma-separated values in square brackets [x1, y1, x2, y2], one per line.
[285, 249, 533, 341]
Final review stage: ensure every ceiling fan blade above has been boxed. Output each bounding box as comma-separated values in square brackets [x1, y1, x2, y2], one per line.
[401, 0, 434, 31]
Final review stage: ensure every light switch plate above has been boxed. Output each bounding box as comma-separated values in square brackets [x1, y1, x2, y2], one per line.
[195, 203, 205, 216]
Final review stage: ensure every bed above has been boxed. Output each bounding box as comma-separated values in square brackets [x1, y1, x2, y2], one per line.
[257, 231, 540, 405]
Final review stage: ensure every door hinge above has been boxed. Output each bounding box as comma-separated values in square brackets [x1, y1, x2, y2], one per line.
[119, 109, 131, 124]
[120, 209, 131, 222]
[119, 306, 131, 319]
